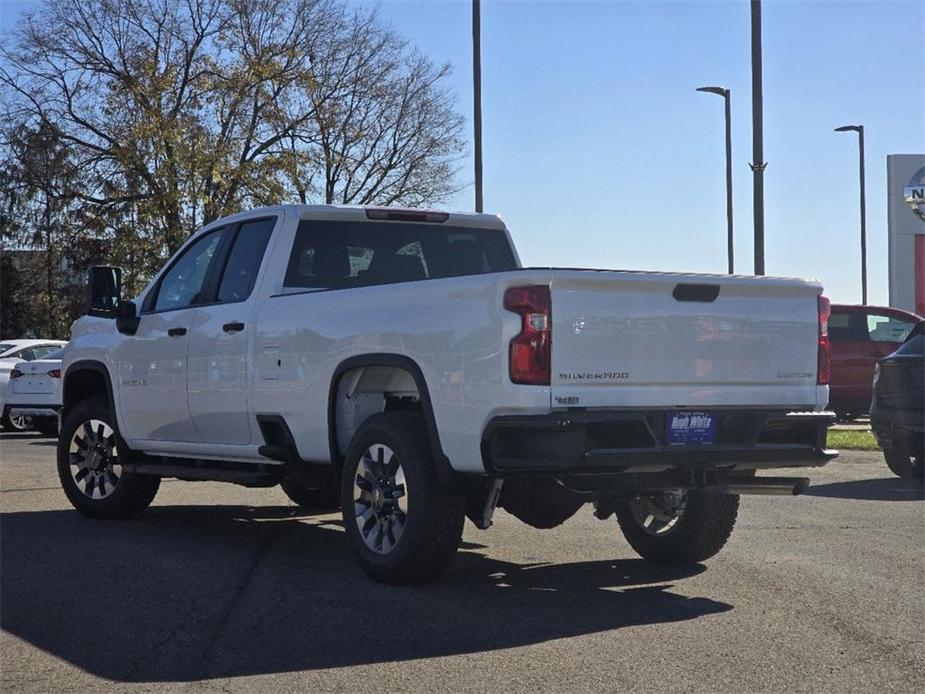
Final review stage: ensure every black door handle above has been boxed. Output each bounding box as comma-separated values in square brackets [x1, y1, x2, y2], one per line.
[167, 327, 187, 337]
[223, 321, 245, 333]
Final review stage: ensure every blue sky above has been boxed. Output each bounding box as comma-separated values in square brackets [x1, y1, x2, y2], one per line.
[3, 0, 923, 304]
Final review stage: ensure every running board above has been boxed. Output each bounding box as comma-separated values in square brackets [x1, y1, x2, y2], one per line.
[122, 461, 282, 488]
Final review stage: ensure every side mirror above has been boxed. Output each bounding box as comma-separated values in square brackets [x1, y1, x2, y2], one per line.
[87, 266, 122, 317]
[115, 300, 140, 336]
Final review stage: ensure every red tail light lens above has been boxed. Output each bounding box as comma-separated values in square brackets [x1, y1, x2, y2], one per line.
[9, 369, 23, 379]
[504, 286, 551, 385]
[47, 369, 61, 379]
[817, 295, 831, 385]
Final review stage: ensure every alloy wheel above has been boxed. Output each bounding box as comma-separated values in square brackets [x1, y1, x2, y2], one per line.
[628, 490, 688, 536]
[69, 419, 122, 499]
[9, 414, 33, 431]
[353, 444, 408, 555]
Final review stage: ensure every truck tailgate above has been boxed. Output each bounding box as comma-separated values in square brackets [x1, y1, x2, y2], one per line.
[548, 270, 823, 409]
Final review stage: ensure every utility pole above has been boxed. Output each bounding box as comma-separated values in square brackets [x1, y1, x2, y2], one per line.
[750, 0, 766, 275]
[472, 0, 484, 213]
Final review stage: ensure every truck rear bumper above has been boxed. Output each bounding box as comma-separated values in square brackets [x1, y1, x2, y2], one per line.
[481, 410, 837, 475]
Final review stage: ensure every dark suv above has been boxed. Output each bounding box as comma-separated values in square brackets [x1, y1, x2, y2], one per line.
[827, 304, 921, 420]
[870, 321, 924, 479]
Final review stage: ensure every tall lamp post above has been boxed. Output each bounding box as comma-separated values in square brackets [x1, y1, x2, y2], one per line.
[697, 86, 734, 274]
[834, 124, 867, 305]
[472, 0, 483, 213]
[750, 0, 766, 275]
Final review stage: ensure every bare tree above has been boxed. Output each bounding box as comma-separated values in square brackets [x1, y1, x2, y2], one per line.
[1, 0, 465, 292]
[290, 9, 464, 205]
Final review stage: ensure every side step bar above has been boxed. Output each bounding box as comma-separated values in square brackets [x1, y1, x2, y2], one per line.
[122, 461, 282, 488]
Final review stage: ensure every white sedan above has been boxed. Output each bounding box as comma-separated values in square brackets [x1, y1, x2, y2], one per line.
[0, 340, 67, 432]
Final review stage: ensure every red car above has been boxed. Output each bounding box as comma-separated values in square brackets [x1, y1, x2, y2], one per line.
[828, 304, 923, 420]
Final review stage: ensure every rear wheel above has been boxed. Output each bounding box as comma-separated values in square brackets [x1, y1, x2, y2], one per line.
[57, 398, 160, 518]
[341, 413, 465, 584]
[615, 489, 739, 564]
[883, 448, 924, 479]
[1, 408, 33, 432]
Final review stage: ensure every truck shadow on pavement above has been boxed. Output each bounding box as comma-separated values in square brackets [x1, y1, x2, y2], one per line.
[0, 504, 732, 683]
[805, 477, 924, 501]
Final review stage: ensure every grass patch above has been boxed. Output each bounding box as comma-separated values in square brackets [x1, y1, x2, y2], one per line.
[827, 429, 880, 450]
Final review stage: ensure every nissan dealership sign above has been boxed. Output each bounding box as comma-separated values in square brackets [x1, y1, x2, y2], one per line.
[888, 155, 925, 315]
[904, 166, 925, 223]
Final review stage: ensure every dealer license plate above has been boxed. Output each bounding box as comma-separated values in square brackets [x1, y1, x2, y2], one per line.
[666, 411, 715, 446]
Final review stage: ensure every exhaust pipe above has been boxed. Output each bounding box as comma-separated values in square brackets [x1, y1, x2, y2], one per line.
[715, 476, 810, 496]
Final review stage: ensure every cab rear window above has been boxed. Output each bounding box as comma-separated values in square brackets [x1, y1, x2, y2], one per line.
[284, 220, 516, 290]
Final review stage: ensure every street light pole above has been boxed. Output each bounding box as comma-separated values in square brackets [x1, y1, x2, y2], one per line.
[697, 86, 734, 274]
[835, 124, 868, 305]
[750, 0, 766, 275]
[472, 0, 484, 213]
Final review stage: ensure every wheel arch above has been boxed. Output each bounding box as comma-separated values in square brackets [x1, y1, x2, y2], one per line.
[62, 360, 115, 419]
[328, 354, 452, 482]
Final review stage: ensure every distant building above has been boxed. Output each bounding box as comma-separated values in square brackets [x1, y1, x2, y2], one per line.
[887, 154, 925, 316]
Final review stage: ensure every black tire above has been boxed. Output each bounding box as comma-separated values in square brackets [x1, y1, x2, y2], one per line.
[36, 417, 59, 436]
[57, 398, 160, 519]
[1, 408, 33, 432]
[615, 490, 739, 564]
[340, 412, 465, 584]
[883, 448, 924, 479]
[280, 478, 340, 512]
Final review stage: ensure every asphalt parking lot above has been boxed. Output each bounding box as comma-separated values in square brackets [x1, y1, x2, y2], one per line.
[1, 432, 922, 693]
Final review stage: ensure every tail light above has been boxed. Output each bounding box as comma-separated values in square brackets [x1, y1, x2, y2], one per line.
[9, 369, 23, 379]
[47, 369, 61, 379]
[503, 286, 551, 385]
[817, 295, 831, 385]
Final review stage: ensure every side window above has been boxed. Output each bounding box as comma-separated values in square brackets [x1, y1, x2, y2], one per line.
[13, 348, 34, 361]
[867, 314, 915, 343]
[284, 229, 357, 288]
[828, 312, 859, 343]
[152, 229, 224, 312]
[217, 219, 274, 303]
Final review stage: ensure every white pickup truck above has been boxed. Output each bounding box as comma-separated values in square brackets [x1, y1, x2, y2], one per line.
[60, 205, 837, 583]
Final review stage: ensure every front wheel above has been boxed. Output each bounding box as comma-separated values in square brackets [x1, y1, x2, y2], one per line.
[341, 412, 465, 584]
[57, 398, 160, 518]
[615, 489, 739, 564]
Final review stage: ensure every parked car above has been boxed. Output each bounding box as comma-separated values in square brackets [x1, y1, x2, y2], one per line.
[5, 347, 65, 436]
[61, 205, 837, 584]
[870, 321, 924, 479]
[0, 340, 68, 431]
[828, 304, 921, 420]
